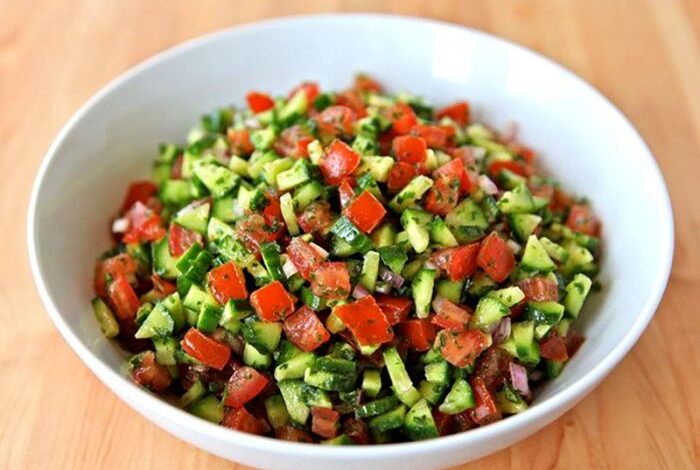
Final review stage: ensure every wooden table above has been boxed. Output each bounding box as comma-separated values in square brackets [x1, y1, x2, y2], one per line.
[2, 1, 698, 468]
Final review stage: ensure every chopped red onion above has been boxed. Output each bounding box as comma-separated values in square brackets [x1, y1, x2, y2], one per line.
[352, 284, 370, 299]
[478, 175, 498, 195]
[492, 317, 512, 345]
[379, 267, 404, 289]
[507, 239, 522, 254]
[510, 362, 530, 396]
[112, 217, 129, 233]
[374, 282, 392, 294]
[282, 256, 298, 278]
[310, 242, 329, 259]
[424, 260, 437, 271]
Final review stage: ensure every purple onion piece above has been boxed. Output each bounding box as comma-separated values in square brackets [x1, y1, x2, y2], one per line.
[352, 284, 370, 299]
[510, 362, 531, 396]
[492, 317, 512, 345]
[379, 267, 405, 289]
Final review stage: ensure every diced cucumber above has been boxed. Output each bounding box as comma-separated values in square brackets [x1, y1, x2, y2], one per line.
[277, 159, 310, 191]
[151, 235, 180, 279]
[152, 336, 178, 366]
[362, 369, 382, 398]
[445, 199, 488, 243]
[219, 299, 251, 334]
[265, 394, 290, 429]
[401, 209, 432, 254]
[279, 88, 308, 123]
[193, 160, 239, 197]
[188, 395, 224, 424]
[300, 384, 333, 408]
[497, 184, 535, 214]
[429, 217, 459, 247]
[91, 297, 119, 338]
[360, 250, 380, 292]
[521, 235, 556, 272]
[293, 180, 324, 210]
[243, 342, 273, 369]
[496, 385, 528, 414]
[159, 179, 193, 207]
[242, 320, 282, 354]
[135, 303, 174, 339]
[228, 155, 250, 178]
[211, 195, 236, 223]
[321, 434, 355, 445]
[412, 268, 436, 319]
[378, 245, 407, 275]
[356, 395, 401, 418]
[466, 270, 498, 297]
[487, 286, 525, 307]
[438, 378, 475, 414]
[307, 139, 324, 164]
[356, 156, 394, 182]
[562, 242, 595, 276]
[436, 279, 464, 304]
[496, 168, 527, 190]
[330, 216, 373, 254]
[525, 301, 565, 327]
[251, 128, 277, 151]
[508, 213, 542, 242]
[404, 399, 439, 440]
[389, 175, 434, 212]
[425, 360, 451, 385]
[368, 405, 407, 433]
[196, 305, 222, 334]
[563, 273, 593, 318]
[279, 192, 299, 235]
[371, 223, 397, 248]
[383, 346, 421, 406]
[207, 217, 234, 243]
[179, 380, 206, 408]
[504, 320, 540, 364]
[183, 285, 217, 312]
[471, 296, 509, 331]
[303, 367, 356, 392]
[260, 242, 284, 281]
[540, 237, 569, 263]
[174, 202, 210, 235]
[418, 380, 447, 405]
[274, 351, 316, 381]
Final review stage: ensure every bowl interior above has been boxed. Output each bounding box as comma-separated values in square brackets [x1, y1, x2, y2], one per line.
[29, 14, 672, 468]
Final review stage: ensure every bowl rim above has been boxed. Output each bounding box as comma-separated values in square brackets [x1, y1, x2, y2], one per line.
[27, 12, 674, 460]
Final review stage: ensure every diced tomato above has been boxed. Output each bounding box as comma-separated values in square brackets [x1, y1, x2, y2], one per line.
[425, 176, 460, 216]
[432, 410, 455, 436]
[454, 410, 478, 432]
[181, 327, 231, 370]
[151, 274, 176, 298]
[286, 237, 325, 281]
[288, 81, 320, 103]
[338, 178, 356, 208]
[284, 306, 331, 352]
[530, 179, 555, 201]
[436, 101, 470, 126]
[375, 295, 412, 325]
[94, 253, 137, 297]
[449, 146, 477, 168]
[276, 426, 314, 442]
[208, 262, 248, 305]
[334, 296, 394, 346]
[298, 200, 334, 235]
[335, 90, 367, 118]
[470, 376, 501, 425]
[227, 128, 254, 155]
[344, 417, 371, 444]
[540, 334, 569, 362]
[343, 190, 386, 234]
[168, 223, 203, 257]
[354, 74, 382, 93]
[386, 161, 417, 193]
[107, 274, 140, 321]
[222, 407, 264, 435]
[246, 91, 275, 113]
[434, 157, 472, 194]
[410, 124, 449, 150]
[474, 348, 511, 392]
[311, 262, 350, 301]
[519, 276, 559, 302]
[431, 243, 480, 282]
[274, 125, 313, 158]
[551, 188, 574, 213]
[121, 181, 158, 213]
[566, 331, 585, 356]
[318, 140, 361, 185]
[235, 213, 280, 254]
[250, 280, 296, 322]
[477, 232, 515, 283]
[122, 202, 166, 244]
[566, 204, 600, 237]
[488, 160, 531, 178]
[311, 406, 340, 439]
[397, 319, 436, 351]
[132, 351, 171, 391]
[314, 105, 356, 138]
[224, 366, 269, 408]
[435, 328, 491, 368]
[431, 297, 472, 332]
[392, 135, 427, 165]
[387, 102, 418, 135]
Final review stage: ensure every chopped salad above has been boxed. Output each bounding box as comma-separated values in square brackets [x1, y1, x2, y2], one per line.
[92, 75, 601, 444]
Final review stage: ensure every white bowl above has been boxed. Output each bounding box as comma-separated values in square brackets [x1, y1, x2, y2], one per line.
[27, 13, 673, 470]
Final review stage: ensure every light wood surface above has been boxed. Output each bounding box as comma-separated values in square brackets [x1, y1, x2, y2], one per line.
[2, 1, 699, 468]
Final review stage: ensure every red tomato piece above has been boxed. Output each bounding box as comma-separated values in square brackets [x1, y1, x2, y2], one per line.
[566, 204, 600, 237]
[435, 328, 491, 368]
[335, 90, 367, 118]
[227, 128, 254, 155]
[387, 102, 418, 135]
[431, 243, 480, 281]
[168, 223, 203, 257]
[311, 406, 340, 439]
[222, 407, 264, 435]
[121, 181, 157, 213]
[343, 190, 387, 234]
[476, 232, 516, 283]
[274, 125, 313, 158]
[392, 135, 427, 165]
[386, 161, 417, 193]
[334, 296, 394, 346]
[151, 274, 177, 298]
[431, 297, 472, 332]
[432, 410, 455, 436]
[318, 140, 361, 185]
[235, 213, 280, 254]
[208, 262, 248, 305]
[434, 157, 472, 194]
[540, 334, 569, 362]
[181, 328, 231, 370]
[488, 160, 531, 178]
[338, 178, 356, 208]
[122, 202, 166, 244]
[275, 426, 314, 442]
[518, 276, 559, 302]
[354, 74, 383, 93]
[311, 262, 351, 301]
[246, 91, 275, 113]
[298, 200, 334, 235]
[250, 280, 296, 322]
[107, 274, 140, 321]
[286, 237, 325, 281]
[410, 124, 449, 150]
[288, 81, 320, 103]
[132, 351, 172, 391]
[224, 366, 269, 408]
[344, 417, 371, 444]
[425, 176, 461, 216]
[170, 154, 184, 179]
[94, 253, 137, 297]
[470, 376, 502, 425]
[397, 319, 436, 351]
[284, 306, 331, 352]
[314, 105, 356, 138]
[436, 101, 470, 126]
[375, 295, 413, 325]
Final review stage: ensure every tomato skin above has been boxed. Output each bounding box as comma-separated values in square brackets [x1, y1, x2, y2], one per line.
[387, 161, 417, 193]
[434, 157, 472, 194]
[250, 280, 296, 322]
[276, 426, 314, 442]
[235, 213, 280, 255]
[121, 181, 158, 213]
[431, 297, 472, 332]
[435, 328, 491, 368]
[540, 334, 569, 361]
[274, 125, 313, 158]
[107, 274, 141, 321]
[436, 101, 470, 126]
[208, 262, 248, 305]
[224, 366, 269, 408]
[168, 223, 203, 257]
[410, 124, 449, 150]
[375, 295, 412, 325]
[469, 376, 502, 425]
[343, 190, 387, 234]
[425, 176, 460, 216]
[431, 243, 480, 281]
[181, 328, 231, 370]
[227, 128, 254, 155]
[397, 319, 436, 351]
[335, 90, 367, 118]
[288, 81, 320, 103]
[334, 296, 394, 346]
[286, 237, 325, 281]
[318, 140, 361, 185]
[284, 306, 331, 352]
[298, 200, 334, 236]
[222, 407, 264, 435]
[388, 102, 418, 135]
[133, 351, 172, 391]
[476, 232, 516, 283]
[354, 74, 382, 93]
[151, 274, 177, 298]
[311, 262, 350, 301]
[311, 406, 340, 438]
[432, 410, 455, 436]
[566, 204, 600, 237]
[314, 105, 357, 138]
[392, 135, 427, 165]
[122, 202, 166, 244]
[246, 91, 275, 113]
[95, 253, 137, 297]
[344, 417, 371, 444]
[518, 276, 559, 302]
[338, 178, 356, 208]
[488, 160, 531, 178]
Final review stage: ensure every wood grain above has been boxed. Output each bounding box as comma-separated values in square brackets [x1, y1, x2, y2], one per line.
[1, 0, 698, 468]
